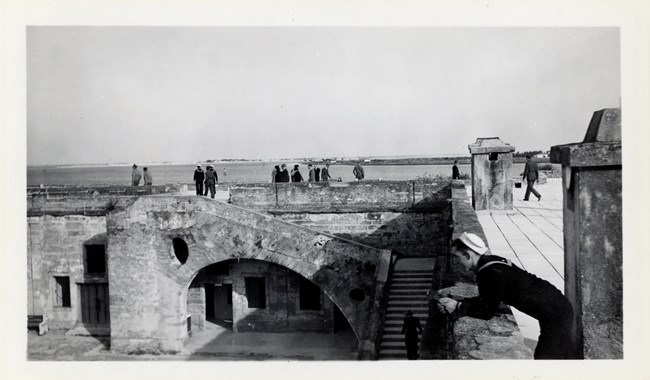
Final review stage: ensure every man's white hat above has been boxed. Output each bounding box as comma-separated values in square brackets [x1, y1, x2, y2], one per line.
[197, 164, 201, 167]
[459, 232, 488, 254]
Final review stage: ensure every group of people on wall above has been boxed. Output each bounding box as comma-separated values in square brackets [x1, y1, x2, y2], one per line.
[193, 164, 220, 198]
[270, 161, 365, 183]
[130, 164, 152, 187]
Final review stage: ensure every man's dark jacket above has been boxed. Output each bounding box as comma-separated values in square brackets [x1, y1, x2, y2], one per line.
[522, 160, 539, 181]
[458, 254, 568, 323]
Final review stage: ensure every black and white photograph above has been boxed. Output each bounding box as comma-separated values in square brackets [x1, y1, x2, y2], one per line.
[2, 1, 649, 379]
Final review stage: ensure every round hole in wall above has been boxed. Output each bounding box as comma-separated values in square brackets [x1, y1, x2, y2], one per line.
[349, 288, 365, 302]
[172, 237, 189, 264]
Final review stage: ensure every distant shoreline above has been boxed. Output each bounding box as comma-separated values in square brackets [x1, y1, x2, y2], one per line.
[27, 156, 551, 169]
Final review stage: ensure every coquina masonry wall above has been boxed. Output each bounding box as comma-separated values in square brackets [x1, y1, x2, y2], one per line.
[27, 214, 107, 329]
[229, 180, 449, 257]
[189, 260, 335, 333]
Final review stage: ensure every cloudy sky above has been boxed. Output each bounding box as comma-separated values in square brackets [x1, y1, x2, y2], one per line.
[27, 27, 620, 166]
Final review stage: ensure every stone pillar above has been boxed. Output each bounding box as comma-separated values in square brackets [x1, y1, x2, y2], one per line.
[550, 108, 622, 359]
[468, 137, 516, 210]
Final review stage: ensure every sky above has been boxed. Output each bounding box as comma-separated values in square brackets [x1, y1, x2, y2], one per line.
[26, 27, 620, 166]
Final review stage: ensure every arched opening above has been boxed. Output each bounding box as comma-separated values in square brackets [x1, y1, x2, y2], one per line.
[183, 258, 356, 359]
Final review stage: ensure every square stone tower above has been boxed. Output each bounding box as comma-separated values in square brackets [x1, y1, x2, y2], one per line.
[550, 108, 622, 359]
[468, 137, 516, 210]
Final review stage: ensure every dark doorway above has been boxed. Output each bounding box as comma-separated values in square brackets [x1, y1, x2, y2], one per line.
[205, 283, 233, 327]
[79, 283, 109, 325]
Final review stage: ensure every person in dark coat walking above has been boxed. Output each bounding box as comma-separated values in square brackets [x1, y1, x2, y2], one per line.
[314, 165, 321, 182]
[522, 155, 542, 201]
[452, 160, 460, 179]
[193, 165, 205, 196]
[438, 232, 575, 359]
[203, 165, 219, 199]
[291, 164, 304, 182]
[401, 310, 423, 360]
[276, 164, 290, 182]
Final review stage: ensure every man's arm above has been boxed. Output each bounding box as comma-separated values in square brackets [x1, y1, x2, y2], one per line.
[522, 163, 529, 181]
[457, 268, 508, 320]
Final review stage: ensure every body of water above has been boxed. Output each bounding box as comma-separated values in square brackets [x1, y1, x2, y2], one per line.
[27, 162, 539, 186]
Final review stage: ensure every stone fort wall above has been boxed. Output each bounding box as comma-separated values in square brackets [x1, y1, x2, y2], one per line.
[26, 179, 528, 359]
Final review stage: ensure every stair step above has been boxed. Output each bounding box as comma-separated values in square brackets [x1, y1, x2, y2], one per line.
[385, 313, 427, 319]
[389, 288, 428, 293]
[390, 282, 430, 287]
[393, 270, 434, 273]
[391, 273, 433, 279]
[383, 320, 427, 325]
[378, 350, 407, 358]
[387, 300, 428, 305]
[387, 308, 428, 314]
[381, 334, 421, 340]
[380, 341, 411, 348]
[387, 297, 428, 302]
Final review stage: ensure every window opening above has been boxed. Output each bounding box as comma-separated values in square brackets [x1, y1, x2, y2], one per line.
[245, 277, 266, 309]
[84, 244, 106, 275]
[299, 277, 321, 310]
[54, 276, 71, 307]
[172, 238, 189, 264]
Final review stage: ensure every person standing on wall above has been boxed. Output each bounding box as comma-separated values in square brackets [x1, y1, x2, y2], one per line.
[143, 167, 152, 187]
[193, 165, 205, 196]
[276, 163, 290, 182]
[131, 164, 142, 186]
[271, 165, 279, 183]
[452, 160, 460, 179]
[321, 163, 332, 182]
[204, 164, 219, 199]
[522, 155, 542, 201]
[353, 161, 365, 181]
[401, 310, 423, 360]
[314, 164, 321, 182]
[438, 232, 575, 359]
[307, 164, 315, 182]
[291, 164, 304, 182]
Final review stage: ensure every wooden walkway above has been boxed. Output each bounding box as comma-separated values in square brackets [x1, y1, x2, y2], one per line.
[469, 178, 565, 348]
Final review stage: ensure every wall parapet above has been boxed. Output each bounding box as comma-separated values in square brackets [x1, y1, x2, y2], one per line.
[27, 184, 187, 216]
[229, 180, 450, 212]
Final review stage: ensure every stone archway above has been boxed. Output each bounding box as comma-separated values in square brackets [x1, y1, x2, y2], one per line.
[106, 196, 387, 357]
[183, 258, 358, 358]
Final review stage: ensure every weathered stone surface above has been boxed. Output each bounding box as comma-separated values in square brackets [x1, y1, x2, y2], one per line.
[583, 108, 621, 143]
[468, 137, 516, 154]
[276, 181, 413, 211]
[438, 284, 532, 360]
[106, 196, 386, 356]
[550, 109, 622, 359]
[27, 215, 107, 329]
[468, 137, 515, 210]
[229, 180, 449, 212]
[275, 211, 446, 257]
[550, 141, 621, 167]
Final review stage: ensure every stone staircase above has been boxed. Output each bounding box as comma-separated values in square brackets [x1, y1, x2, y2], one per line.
[378, 258, 435, 360]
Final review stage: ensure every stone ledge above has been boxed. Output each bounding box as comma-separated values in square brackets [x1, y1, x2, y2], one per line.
[439, 283, 532, 360]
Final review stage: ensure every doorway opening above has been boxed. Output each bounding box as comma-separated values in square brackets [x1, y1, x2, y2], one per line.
[205, 283, 233, 329]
